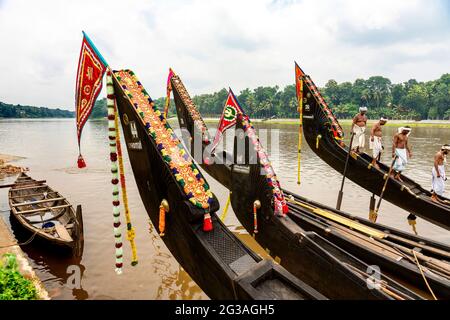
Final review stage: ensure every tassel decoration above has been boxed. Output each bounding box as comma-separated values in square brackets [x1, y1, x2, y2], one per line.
[253, 200, 261, 235]
[77, 154, 87, 168]
[203, 211, 213, 232]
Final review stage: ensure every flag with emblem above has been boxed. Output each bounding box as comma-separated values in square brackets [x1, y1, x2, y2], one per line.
[75, 31, 108, 168]
[211, 89, 245, 153]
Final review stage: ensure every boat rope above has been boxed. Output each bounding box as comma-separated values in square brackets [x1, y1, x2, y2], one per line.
[107, 70, 124, 275]
[159, 199, 169, 236]
[412, 249, 438, 300]
[114, 98, 138, 266]
[0, 229, 39, 248]
[316, 134, 322, 149]
[220, 192, 232, 222]
[253, 200, 261, 235]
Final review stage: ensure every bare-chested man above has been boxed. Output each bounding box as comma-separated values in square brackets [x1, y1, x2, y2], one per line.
[351, 106, 368, 153]
[369, 117, 388, 169]
[431, 144, 449, 201]
[392, 126, 412, 181]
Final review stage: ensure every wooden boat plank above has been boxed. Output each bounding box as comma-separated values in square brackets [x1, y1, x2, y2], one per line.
[55, 225, 73, 242]
[16, 204, 71, 215]
[11, 184, 48, 192]
[10, 191, 59, 200]
[12, 197, 65, 207]
[286, 199, 386, 239]
[13, 179, 46, 186]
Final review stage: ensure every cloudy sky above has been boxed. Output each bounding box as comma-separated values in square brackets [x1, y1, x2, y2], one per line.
[0, 0, 449, 109]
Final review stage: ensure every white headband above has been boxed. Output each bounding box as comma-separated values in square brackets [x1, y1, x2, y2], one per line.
[359, 107, 367, 112]
[442, 145, 450, 151]
[398, 127, 412, 135]
[380, 117, 388, 121]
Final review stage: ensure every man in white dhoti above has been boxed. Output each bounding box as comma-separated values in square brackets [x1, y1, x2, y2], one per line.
[431, 144, 449, 201]
[351, 106, 368, 153]
[392, 126, 412, 181]
[369, 117, 388, 169]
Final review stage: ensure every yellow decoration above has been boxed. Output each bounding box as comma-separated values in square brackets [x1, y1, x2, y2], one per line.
[113, 94, 138, 266]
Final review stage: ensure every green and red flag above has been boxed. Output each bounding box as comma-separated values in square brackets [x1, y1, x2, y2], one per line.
[75, 31, 108, 168]
[210, 89, 244, 153]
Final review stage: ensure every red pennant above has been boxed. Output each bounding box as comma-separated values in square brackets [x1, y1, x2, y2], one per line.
[75, 33, 107, 167]
[295, 62, 304, 101]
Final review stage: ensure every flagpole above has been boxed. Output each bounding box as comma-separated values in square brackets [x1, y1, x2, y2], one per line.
[297, 78, 303, 185]
[295, 62, 304, 185]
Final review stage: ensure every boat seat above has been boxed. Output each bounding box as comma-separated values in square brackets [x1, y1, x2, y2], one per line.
[19, 204, 71, 215]
[55, 225, 73, 242]
[11, 184, 48, 192]
[10, 191, 58, 200]
[12, 197, 65, 207]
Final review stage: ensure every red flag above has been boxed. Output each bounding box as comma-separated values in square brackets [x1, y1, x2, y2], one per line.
[75, 32, 107, 168]
[295, 62, 304, 101]
[163, 68, 175, 118]
[211, 89, 244, 153]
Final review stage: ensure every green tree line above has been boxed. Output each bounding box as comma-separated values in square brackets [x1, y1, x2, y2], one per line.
[163, 73, 450, 120]
[0, 102, 74, 118]
[2, 73, 449, 120]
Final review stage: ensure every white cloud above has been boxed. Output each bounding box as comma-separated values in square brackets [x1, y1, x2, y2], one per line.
[0, 0, 448, 109]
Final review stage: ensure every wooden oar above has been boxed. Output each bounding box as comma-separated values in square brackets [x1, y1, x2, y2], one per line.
[336, 131, 355, 210]
[370, 156, 398, 222]
[369, 152, 382, 218]
[0, 180, 46, 189]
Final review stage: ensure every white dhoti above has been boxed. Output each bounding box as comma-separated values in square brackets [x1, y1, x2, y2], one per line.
[352, 126, 366, 149]
[393, 148, 408, 172]
[369, 136, 382, 159]
[432, 165, 446, 195]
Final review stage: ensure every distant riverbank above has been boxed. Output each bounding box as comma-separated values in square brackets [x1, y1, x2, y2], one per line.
[0, 154, 24, 163]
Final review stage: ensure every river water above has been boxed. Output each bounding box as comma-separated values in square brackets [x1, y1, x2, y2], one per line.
[0, 118, 449, 300]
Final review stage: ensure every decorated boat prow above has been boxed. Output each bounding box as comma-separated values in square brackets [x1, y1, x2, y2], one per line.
[295, 62, 450, 230]
[110, 68, 325, 300]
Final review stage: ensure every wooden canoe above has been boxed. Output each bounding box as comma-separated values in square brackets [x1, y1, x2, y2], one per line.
[8, 173, 84, 257]
[295, 63, 450, 230]
[171, 72, 450, 299]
